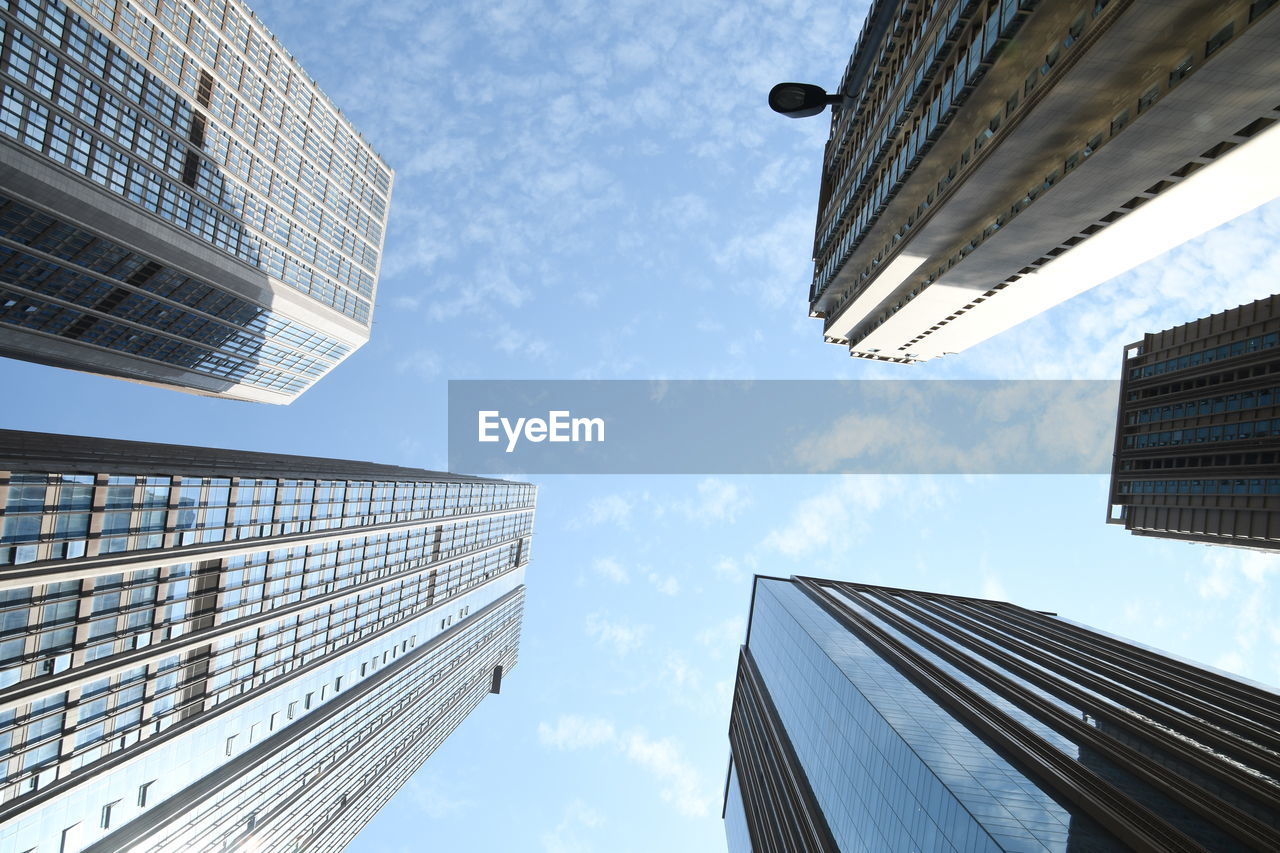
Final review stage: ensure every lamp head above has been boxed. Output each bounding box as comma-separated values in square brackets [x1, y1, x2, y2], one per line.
[768, 82, 842, 118]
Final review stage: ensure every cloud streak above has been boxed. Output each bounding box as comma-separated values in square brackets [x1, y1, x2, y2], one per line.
[537, 714, 715, 818]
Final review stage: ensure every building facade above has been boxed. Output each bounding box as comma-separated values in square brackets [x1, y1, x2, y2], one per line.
[0, 429, 534, 852]
[1109, 294, 1280, 550]
[725, 576, 1280, 852]
[808, 0, 1280, 363]
[0, 0, 392, 403]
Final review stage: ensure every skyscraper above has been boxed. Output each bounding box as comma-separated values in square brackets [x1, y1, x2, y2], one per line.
[0, 0, 392, 403]
[1109, 293, 1280, 550]
[725, 576, 1280, 852]
[0, 429, 535, 852]
[806, 0, 1280, 363]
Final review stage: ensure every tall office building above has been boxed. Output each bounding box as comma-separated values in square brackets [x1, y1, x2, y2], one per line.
[1109, 294, 1280, 550]
[0, 429, 535, 852]
[0, 0, 392, 403]
[807, 0, 1280, 363]
[725, 576, 1280, 852]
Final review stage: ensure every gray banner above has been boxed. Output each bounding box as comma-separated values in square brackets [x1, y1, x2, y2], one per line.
[447, 380, 1120, 475]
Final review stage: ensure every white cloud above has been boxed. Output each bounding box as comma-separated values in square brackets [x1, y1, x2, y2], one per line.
[980, 568, 1007, 602]
[1197, 557, 1236, 600]
[404, 777, 471, 820]
[761, 476, 938, 558]
[536, 715, 715, 819]
[622, 731, 715, 818]
[674, 478, 750, 524]
[648, 572, 680, 596]
[425, 266, 531, 322]
[1234, 550, 1278, 584]
[541, 799, 605, 853]
[660, 652, 701, 692]
[790, 383, 1112, 475]
[401, 135, 481, 177]
[712, 555, 752, 582]
[1214, 650, 1246, 674]
[713, 206, 815, 308]
[697, 616, 746, 659]
[1192, 548, 1280, 683]
[393, 349, 441, 379]
[538, 715, 618, 750]
[576, 494, 634, 528]
[661, 192, 711, 228]
[493, 321, 552, 361]
[593, 557, 629, 584]
[585, 613, 649, 656]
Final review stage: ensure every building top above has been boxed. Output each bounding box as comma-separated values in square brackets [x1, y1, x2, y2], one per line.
[805, 0, 1280, 364]
[222, 0, 390, 168]
[1129, 293, 1280, 352]
[51, 0, 398, 325]
[67, 0, 393, 185]
[0, 428, 524, 484]
[727, 574, 1280, 852]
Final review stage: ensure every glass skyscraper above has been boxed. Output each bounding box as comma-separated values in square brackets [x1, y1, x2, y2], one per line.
[1110, 293, 1280, 550]
[0, 429, 535, 852]
[805, 0, 1280, 363]
[725, 576, 1280, 852]
[0, 0, 393, 403]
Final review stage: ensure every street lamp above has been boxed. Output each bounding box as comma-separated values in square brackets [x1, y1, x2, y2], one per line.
[768, 83, 845, 118]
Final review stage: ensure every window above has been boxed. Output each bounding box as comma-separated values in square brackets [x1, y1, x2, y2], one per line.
[1169, 56, 1193, 86]
[1041, 44, 1061, 74]
[1205, 22, 1234, 56]
[1066, 13, 1086, 46]
[100, 800, 120, 829]
[1138, 85, 1160, 113]
[225, 735, 237, 755]
[59, 824, 81, 853]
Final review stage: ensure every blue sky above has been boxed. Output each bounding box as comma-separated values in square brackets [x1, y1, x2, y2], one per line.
[4, 0, 1280, 850]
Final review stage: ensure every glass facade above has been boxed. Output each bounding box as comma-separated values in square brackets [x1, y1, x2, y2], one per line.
[0, 430, 535, 853]
[0, 0, 392, 402]
[724, 762, 752, 853]
[726, 577, 1280, 852]
[0, 193, 351, 396]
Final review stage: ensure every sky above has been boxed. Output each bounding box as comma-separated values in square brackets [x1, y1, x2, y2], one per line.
[3, 0, 1280, 850]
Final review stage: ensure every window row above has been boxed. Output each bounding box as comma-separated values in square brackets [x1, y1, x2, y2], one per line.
[0, 79, 371, 322]
[0, 249, 335, 377]
[1117, 478, 1280, 496]
[1129, 333, 1280, 379]
[1126, 385, 1279, 425]
[0, 195, 351, 358]
[1122, 417, 1280, 450]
